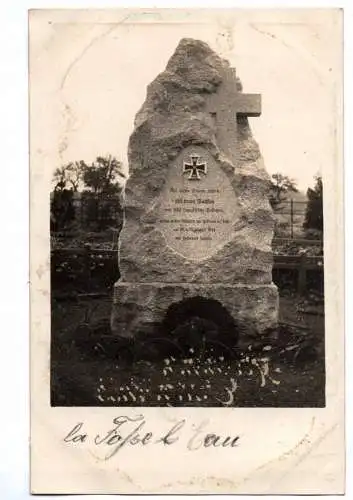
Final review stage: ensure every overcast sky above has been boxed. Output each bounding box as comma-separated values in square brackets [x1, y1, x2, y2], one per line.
[31, 10, 341, 191]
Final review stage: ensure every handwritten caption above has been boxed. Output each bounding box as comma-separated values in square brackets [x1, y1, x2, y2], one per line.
[63, 414, 240, 460]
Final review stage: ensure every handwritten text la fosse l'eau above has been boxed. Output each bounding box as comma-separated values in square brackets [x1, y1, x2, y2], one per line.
[63, 414, 240, 460]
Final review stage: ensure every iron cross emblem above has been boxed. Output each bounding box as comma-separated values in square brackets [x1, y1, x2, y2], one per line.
[183, 154, 207, 181]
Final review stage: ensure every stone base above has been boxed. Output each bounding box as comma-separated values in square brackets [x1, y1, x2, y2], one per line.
[111, 282, 279, 345]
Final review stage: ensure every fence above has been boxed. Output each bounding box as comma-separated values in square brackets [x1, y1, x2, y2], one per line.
[273, 253, 324, 294]
[50, 191, 123, 233]
[273, 199, 311, 239]
[50, 196, 324, 296]
[50, 196, 318, 240]
[51, 244, 324, 297]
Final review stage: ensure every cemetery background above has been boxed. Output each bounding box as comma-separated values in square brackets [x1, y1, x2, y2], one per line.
[50, 154, 325, 407]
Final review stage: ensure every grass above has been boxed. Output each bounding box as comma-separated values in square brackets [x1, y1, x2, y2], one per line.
[51, 291, 325, 407]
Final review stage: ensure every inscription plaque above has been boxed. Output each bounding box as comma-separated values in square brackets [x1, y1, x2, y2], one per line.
[157, 146, 239, 261]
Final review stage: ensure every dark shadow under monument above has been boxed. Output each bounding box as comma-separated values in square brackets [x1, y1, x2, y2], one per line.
[161, 296, 239, 353]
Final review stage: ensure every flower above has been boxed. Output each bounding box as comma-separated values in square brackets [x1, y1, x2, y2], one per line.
[129, 391, 136, 401]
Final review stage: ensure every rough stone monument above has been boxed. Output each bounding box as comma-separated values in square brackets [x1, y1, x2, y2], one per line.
[111, 38, 279, 345]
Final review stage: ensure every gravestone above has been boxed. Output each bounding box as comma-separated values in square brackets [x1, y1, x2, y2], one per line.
[111, 38, 279, 345]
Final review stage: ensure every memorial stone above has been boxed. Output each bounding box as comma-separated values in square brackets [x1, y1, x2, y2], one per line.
[111, 38, 279, 344]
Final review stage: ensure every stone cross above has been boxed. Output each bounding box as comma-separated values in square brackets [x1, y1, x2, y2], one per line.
[207, 67, 261, 164]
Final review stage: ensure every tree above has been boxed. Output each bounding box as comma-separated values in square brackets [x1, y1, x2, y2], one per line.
[81, 155, 125, 194]
[52, 161, 84, 192]
[51, 162, 83, 231]
[52, 166, 68, 192]
[303, 175, 323, 232]
[51, 155, 125, 232]
[269, 173, 298, 208]
[65, 161, 85, 191]
[50, 189, 75, 231]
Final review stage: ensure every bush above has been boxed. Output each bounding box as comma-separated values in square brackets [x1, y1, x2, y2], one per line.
[50, 190, 75, 232]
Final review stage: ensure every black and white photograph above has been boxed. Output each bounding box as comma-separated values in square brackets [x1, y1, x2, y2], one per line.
[49, 15, 326, 409]
[30, 8, 344, 494]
